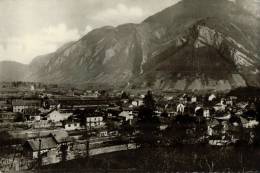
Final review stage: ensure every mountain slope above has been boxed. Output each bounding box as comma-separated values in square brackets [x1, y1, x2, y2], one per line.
[22, 0, 260, 90]
[0, 61, 28, 82]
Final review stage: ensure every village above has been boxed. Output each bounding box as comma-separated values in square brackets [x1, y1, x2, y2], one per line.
[0, 82, 260, 172]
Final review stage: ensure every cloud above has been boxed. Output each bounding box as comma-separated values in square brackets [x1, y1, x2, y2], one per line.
[0, 0, 181, 64]
[0, 23, 81, 64]
[82, 25, 93, 35]
[91, 3, 145, 26]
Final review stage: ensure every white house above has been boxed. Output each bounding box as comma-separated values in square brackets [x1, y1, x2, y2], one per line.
[86, 116, 105, 128]
[82, 91, 100, 98]
[176, 103, 185, 114]
[48, 110, 72, 122]
[208, 94, 216, 102]
[99, 130, 108, 137]
[132, 100, 144, 107]
[191, 96, 197, 103]
[64, 122, 81, 131]
[31, 115, 41, 121]
[203, 109, 210, 118]
[240, 117, 259, 128]
[119, 109, 134, 124]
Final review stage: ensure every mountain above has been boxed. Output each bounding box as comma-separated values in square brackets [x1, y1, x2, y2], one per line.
[27, 41, 75, 81]
[4, 0, 260, 91]
[0, 61, 28, 82]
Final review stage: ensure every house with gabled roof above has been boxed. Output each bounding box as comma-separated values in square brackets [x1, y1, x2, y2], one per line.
[23, 137, 57, 159]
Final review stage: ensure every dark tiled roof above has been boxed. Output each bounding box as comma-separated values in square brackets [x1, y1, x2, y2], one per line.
[26, 137, 57, 151]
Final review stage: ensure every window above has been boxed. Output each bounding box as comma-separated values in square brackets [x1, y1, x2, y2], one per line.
[42, 152, 47, 157]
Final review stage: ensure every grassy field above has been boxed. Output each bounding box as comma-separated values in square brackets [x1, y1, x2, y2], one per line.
[40, 145, 260, 172]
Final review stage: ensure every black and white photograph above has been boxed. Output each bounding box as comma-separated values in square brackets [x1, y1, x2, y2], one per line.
[0, 0, 260, 172]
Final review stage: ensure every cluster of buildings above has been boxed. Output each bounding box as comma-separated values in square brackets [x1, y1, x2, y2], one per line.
[0, 85, 260, 171]
[171, 93, 259, 146]
[0, 89, 142, 171]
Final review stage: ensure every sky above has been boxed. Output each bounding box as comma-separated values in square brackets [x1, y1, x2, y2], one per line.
[0, 0, 181, 64]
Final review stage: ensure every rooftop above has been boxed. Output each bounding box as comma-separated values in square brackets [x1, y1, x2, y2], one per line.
[12, 99, 41, 106]
[24, 137, 57, 151]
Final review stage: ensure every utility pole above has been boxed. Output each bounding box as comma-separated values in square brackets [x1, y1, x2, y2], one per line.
[37, 139, 42, 173]
[10, 146, 17, 170]
[86, 117, 91, 159]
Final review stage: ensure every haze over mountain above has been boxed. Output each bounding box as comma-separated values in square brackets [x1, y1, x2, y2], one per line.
[1, 0, 260, 91]
[0, 61, 28, 82]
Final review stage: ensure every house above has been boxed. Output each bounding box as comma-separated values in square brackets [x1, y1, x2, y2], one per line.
[176, 103, 185, 115]
[99, 130, 108, 137]
[208, 94, 216, 102]
[64, 122, 81, 131]
[108, 130, 119, 136]
[207, 119, 219, 136]
[98, 130, 119, 137]
[203, 109, 210, 118]
[86, 115, 105, 128]
[23, 137, 57, 159]
[118, 108, 134, 124]
[155, 110, 162, 117]
[226, 99, 233, 106]
[31, 115, 41, 121]
[131, 99, 144, 107]
[0, 112, 16, 122]
[0, 100, 11, 111]
[159, 124, 168, 131]
[191, 96, 197, 103]
[47, 110, 72, 122]
[107, 106, 121, 117]
[12, 99, 41, 113]
[208, 120, 239, 146]
[240, 117, 259, 128]
[0, 100, 6, 106]
[82, 90, 100, 98]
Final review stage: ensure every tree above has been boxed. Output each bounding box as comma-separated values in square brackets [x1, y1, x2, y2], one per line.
[106, 119, 119, 131]
[143, 90, 156, 111]
[120, 121, 135, 136]
[100, 90, 109, 98]
[161, 111, 169, 118]
[14, 113, 26, 122]
[121, 91, 129, 99]
[135, 91, 161, 146]
[137, 105, 160, 145]
[60, 144, 68, 162]
[42, 96, 50, 109]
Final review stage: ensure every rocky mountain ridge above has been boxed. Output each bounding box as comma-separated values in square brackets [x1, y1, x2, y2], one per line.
[1, 0, 260, 91]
